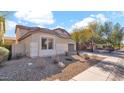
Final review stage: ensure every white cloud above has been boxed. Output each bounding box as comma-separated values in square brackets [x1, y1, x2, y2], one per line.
[37, 25, 45, 28]
[14, 11, 54, 26]
[90, 14, 95, 17]
[96, 14, 108, 23]
[70, 13, 108, 31]
[72, 17, 96, 29]
[90, 13, 108, 23]
[50, 25, 65, 30]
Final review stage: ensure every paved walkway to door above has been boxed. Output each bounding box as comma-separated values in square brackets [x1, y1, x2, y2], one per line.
[70, 52, 124, 81]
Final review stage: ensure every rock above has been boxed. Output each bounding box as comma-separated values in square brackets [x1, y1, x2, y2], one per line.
[28, 63, 33, 66]
[58, 62, 65, 68]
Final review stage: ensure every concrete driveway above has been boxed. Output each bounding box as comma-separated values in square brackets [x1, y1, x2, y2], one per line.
[70, 51, 124, 81]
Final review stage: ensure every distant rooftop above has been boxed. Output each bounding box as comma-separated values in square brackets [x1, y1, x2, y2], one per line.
[4, 36, 16, 40]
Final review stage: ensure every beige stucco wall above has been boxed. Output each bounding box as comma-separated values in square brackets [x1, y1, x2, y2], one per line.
[19, 36, 31, 56]
[31, 32, 56, 57]
[12, 28, 31, 58]
[12, 43, 25, 58]
[13, 31, 76, 58]
[55, 37, 76, 53]
[31, 32, 76, 57]
[55, 37, 68, 54]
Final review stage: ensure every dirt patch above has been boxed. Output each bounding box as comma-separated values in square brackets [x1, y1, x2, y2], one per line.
[45, 56, 105, 81]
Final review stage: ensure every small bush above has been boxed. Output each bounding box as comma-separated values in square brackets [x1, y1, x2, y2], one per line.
[82, 54, 90, 60]
[0, 47, 9, 63]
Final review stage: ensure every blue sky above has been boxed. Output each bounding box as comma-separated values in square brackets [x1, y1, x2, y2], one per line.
[1, 11, 124, 37]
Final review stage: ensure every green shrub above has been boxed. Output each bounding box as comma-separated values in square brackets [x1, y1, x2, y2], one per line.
[1, 44, 11, 60]
[0, 47, 9, 63]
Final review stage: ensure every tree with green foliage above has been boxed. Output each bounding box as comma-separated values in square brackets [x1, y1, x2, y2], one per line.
[71, 20, 124, 53]
[81, 28, 92, 42]
[71, 28, 81, 55]
[111, 23, 124, 49]
[94, 22, 124, 50]
[71, 27, 95, 54]
[94, 24, 106, 44]
[87, 22, 99, 52]
[94, 21, 113, 49]
[102, 22, 113, 47]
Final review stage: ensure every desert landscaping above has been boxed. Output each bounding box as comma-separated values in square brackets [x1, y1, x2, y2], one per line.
[0, 11, 124, 81]
[0, 54, 104, 81]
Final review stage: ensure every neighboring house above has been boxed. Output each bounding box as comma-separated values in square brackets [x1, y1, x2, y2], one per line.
[3, 36, 16, 45]
[12, 25, 76, 58]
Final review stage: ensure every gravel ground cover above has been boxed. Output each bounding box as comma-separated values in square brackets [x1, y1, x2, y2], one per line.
[0, 55, 105, 81]
[45, 55, 104, 80]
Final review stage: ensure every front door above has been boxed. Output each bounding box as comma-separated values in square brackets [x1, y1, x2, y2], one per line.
[30, 42, 38, 57]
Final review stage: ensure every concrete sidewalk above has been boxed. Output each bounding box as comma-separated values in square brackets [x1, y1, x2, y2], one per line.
[70, 55, 123, 81]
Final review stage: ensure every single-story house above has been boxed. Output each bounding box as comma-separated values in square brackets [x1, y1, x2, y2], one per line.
[12, 25, 76, 58]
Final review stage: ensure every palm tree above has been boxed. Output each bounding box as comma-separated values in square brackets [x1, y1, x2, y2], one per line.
[0, 11, 10, 45]
[0, 16, 5, 45]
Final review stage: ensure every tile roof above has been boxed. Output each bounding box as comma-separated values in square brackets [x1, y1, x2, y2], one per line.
[16, 25, 71, 40]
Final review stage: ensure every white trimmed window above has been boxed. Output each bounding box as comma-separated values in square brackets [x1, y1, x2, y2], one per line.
[48, 38, 53, 49]
[41, 38, 47, 49]
[41, 38, 54, 50]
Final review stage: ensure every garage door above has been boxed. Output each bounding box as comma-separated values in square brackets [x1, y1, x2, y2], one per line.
[68, 44, 74, 52]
